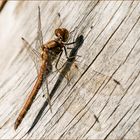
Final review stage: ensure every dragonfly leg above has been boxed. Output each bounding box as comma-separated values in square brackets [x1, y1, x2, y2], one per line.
[55, 50, 63, 68]
[55, 50, 70, 83]
[63, 42, 81, 60]
[55, 50, 70, 71]
[68, 55, 82, 59]
[63, 41, 76, 46]
[63, 45, 69, 59]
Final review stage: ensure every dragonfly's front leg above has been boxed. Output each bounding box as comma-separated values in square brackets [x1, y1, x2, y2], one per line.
[63, 42, 76, 59]
[63, 42, 81, 59]
[55, 50, 69, 71]
[55, 50, 63, 69]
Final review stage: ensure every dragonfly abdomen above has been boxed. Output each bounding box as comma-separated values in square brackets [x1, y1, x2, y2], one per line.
[14, 62, 46, 130]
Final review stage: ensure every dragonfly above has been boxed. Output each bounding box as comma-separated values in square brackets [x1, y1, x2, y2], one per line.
[14, 7, 124, 131]
[14, 6, 76, 130]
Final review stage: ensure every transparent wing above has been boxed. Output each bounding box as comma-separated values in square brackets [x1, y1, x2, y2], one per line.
[21, 37, 40, 73]
[35, 6, 43, 52]
[42, 72, 52, 112]
[36, 6, 51, 111]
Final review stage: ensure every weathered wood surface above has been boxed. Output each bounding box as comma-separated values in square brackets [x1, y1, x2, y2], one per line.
[0, 1, 140, 139]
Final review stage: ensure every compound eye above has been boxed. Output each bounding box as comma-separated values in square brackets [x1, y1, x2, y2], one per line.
[55, 28, 69, 42]
[55, 28, 62, 37]
[62, 28, 69, 42]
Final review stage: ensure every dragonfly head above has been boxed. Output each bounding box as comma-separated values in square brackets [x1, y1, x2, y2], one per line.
[55, 28, 69, 42]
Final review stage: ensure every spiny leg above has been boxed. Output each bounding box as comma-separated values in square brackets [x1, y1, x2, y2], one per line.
[55, 50, 70, 83]
[63, 40, 82, 60]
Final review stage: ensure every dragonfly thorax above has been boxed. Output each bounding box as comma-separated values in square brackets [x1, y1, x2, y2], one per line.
[42, 40, 63, 62]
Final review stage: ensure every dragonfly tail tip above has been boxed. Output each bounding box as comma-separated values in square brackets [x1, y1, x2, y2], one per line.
[14, 123, 18, 130]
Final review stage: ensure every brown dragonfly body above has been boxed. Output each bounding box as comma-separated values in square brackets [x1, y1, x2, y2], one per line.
[14, 28, 71, 130]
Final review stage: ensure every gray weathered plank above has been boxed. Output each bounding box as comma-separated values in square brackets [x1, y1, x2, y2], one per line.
[0, 1, 140, 139]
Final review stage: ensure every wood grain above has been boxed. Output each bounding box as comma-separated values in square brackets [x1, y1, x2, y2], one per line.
[0, 1, 140, 139]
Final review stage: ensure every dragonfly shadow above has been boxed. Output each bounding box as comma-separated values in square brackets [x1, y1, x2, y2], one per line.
[27, 35, 84, 134]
